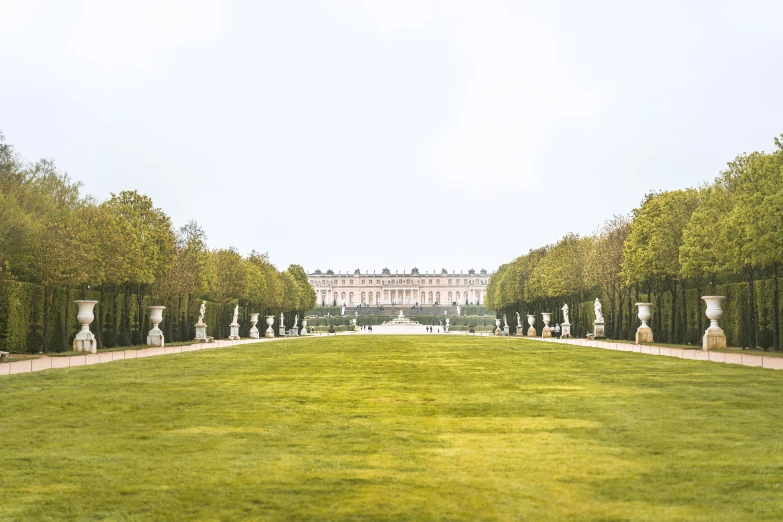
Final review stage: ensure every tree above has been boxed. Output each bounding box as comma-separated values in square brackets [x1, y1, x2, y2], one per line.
[623, 189, 699, 342]
[729, 143, 783, 350]
[587, 216, 629, 338]
[287, 264, 316, 313]
[105, 191, 176, 344]
[31, 214, 90, 352]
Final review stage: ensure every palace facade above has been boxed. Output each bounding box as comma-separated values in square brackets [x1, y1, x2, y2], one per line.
[308, 268, 490, 306]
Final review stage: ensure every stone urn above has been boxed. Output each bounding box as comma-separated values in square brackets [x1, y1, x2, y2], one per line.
[702, 296, 727, 350]
[527, 314, 536, 336]
[541, 312, 552, 338]
[147, 305, 166, 347]
[249, 313, 260, 339]
[301, 318, 308, 336]
[73, 300, 99, 353]
[635, 303, 654, 344]
[636, 303, 652, 328]
[265, 315, 274, 338]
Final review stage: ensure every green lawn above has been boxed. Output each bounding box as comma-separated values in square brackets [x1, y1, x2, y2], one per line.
[1, 336, 782, 520]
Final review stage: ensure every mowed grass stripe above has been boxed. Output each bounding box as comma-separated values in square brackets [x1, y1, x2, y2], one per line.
[1, 336, 781, 521]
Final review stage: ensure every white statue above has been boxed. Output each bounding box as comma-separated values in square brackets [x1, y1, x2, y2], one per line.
[562, 303, 569, 324]
[594, 298, 604, 323]
[232, 305, 239, 325]
[198, 301, 206, 323]
[457, 304, 461, 315]
[516, 312, 521, 327]
[294, 314, 298, 327]
[280, 312, 284, 324]
[341, 305, 345, 316]
[503, 314, 507, 328]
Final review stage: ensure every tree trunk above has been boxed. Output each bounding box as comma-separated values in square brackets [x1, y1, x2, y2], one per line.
[97, 285, 104, 349]
[773, 263, 780, 351]
[42, 286, 52, 354]
[695, 281, 702, 341]
[680, 279, 687, 345]
[123, 285, 132, 346]
[63, 286, 71, 351]
[136, 284, 147, 344]
[668, 281, 676, 344]
[112, 285, 119, 348]
[745, 267, 757, 350]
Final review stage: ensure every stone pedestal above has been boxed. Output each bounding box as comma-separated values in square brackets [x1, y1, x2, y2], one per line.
[560, 322, 571, 338]
[73, 300, 98, 354]
[279, 325, 286, 337]
[703, 328, 727, 351]
[147, 306, 165, 347]
[527, 327, 536, 336]
[265, 316, 274, 338]
[147, 328, 164, 347]
[594, 321, 605, 339]
[636, 327, 654, 344]
[194, 323, 208, 342]
[495, 328, 501, 336]
[249, 313, 260, 339]
[300, 319, 308, 336]
[541, 313, 552, 338]
[228, 323, 240, 340]
[702, 296, 727, 351]
[503, 326, 509, 336]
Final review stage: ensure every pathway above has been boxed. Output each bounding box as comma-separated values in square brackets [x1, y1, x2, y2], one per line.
[0, 337, 301, 377]
[527, 336, 783, 371]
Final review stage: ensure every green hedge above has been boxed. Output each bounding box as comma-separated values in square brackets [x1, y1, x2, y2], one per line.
[0, 280, 301, 354]
[565, 279, 781, 349]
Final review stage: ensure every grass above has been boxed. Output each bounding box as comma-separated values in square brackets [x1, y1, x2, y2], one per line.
[1, 335, 782, 520]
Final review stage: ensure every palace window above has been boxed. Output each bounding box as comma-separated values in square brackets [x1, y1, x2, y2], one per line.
[448, 279, 452, 285]
[361, 280, 365, 284]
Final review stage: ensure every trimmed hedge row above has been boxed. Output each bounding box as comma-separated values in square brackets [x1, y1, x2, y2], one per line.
[0, 281, 295, 353]
[563, 279, 780, 348]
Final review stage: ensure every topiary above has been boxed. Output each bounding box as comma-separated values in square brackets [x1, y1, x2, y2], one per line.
[25, 323, 44, 354]
[758, 328, 773, 350]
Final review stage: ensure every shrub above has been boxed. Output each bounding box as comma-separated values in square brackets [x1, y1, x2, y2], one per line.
[758, 328, 773, 350]
[25, 323, 44, 354]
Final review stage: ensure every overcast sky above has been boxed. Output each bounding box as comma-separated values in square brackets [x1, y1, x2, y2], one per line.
[2, 1, 782, 275]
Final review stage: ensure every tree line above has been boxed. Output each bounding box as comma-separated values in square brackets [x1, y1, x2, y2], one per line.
[0, 131, 315, 352]
[486, 134, 783, 350]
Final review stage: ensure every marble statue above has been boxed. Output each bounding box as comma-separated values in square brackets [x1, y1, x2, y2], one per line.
[198, 301, 206, 324]
[341, 305, 345, 316]
[562, 303, 569, 324]
[594, 298, 604, 323]
[457, 305, 461, 315]
[280, 312, 284, 324]
[232, 305, 239, 325]
[294, 314, 299, 327]
[516, 312, 521, 327]
[503, 314, 508, 327]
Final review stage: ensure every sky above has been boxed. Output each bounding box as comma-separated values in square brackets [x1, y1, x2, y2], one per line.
[2, 0, 782, 276]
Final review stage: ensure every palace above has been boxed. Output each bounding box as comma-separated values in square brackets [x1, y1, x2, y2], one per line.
[308, 268, 490, 306]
